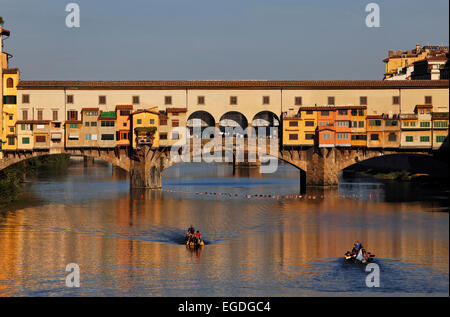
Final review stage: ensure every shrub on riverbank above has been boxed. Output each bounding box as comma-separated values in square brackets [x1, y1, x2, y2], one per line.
[0, 154, 71, 205]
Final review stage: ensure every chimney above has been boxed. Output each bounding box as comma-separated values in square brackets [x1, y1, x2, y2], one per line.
[416, 43, 420, 53]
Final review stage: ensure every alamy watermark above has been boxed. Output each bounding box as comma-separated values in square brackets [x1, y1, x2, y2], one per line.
[65, 3, 80, 28]
[65, 263, 80, 287]
[365, 3, 380, 28]
[365, 263, 380, 288]
[169, 126, 279, 174]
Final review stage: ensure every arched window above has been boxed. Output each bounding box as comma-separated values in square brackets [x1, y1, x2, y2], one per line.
[6, 78, 14, 88]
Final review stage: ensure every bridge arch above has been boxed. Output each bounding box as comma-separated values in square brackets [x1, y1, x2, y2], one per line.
[0, 149, 133, 173]
[251, 111, 280, 137]
[219, 111, 248, 135]
[186, 111, 216, 137]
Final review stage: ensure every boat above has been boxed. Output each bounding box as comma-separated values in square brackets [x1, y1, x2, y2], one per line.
[344, 249, 375, 264]
[185, 234, 204, 248]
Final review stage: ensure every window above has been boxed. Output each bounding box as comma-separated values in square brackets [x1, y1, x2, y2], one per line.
[410, 121, 416, 127]
[37, 110, 43, 121]
[305, 121, 314, 127]
[369, 120, 382, 127]
[351, 134, 367, 141]
[123, 122, 127, 127]
[406, 136, 413, 142]
[91, 122, 97, 127]
[132, 96, 140, 104]
[358, 110, 364, 116]
[99, 96, 106, 104]
[370, 134, 379, 141]
[120, 110, 131, 116]
[425, 96, 432, 105]
[8, 137, 15, 146]
[360, 96, 367, 105]
[67, 95, 74, 104]
[22, 137, 30, 145]
[9, 127, 14, 133]
[35, 135, 46, 143]
[263, 96, 270, 105]
[21, 124, 32, 131]
[22, 94, 30, 104]
[22, 110, 28, 120]
[8, 114, 13, 120]
[420, 122, 430, 128]
[69, 124, 78, 128]
[3, 96, 16, 104]
[230, 96, 237, 105]
[160, 119, 167, 126]
[137, 119, 142, 124]
[420, 136, 430, 142]
[100, 121, 115, 127]
[150, 119, 155, 124]
[322, 133, 331, 140]
[85, 122, 90, 127]
[385, 120, 398, 127]
[352, 121, 357, 128]
[160, 133, 168, 140]
[67, 111, 78, 121]
[388, 133, 397, 142]
[289, 134, 298, 140]
[338, 109, 348, 115]
[198, 96, 205, 105]
[337, 133, 348, 140]
[336, 121, 349, 127]
[306, 110, 313, 115]
[6, 78, 14, 88]
[393, 96, 400, 105]
[54, 123, 61, 128]
[436, 136, 446, 143]
[434, 121, 449, 128]
[351, 109, 358, 116]
[101, 134, 115, 141]
[305, 134, 315, 140]
[85, 134, 97, 141]
[172, 120, 179, 127]
[328, 97, 335, 105]
[171, 132, 180, 140]
[295, 97, 302, 106]
[289, 121, 299, 127]
[165, 96, 172, 105]
[53, 110, 58, 121]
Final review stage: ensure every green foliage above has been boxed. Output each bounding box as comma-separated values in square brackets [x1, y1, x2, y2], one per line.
[0, 154, 71, 205]
[0, 16, 4, 26]
[134, 126, 157, 135]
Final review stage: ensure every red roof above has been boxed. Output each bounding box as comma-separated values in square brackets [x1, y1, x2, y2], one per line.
[16, 80, 449, 90]
[166, 107, 188, 113]
[116, 105, 133, 110]
[81, 107, 99, 111]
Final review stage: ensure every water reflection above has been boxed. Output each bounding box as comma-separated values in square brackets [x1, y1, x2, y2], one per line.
[0, 159, 448, 296]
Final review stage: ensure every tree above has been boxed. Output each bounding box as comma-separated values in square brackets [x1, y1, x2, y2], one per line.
[0, 16, 4, 27]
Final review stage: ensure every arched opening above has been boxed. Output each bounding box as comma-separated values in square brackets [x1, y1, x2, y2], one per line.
[6, 78, 14, 88]
[251, 111, 280, 138]
[187, 111, 216, 137]
[219, 111, 248, 136]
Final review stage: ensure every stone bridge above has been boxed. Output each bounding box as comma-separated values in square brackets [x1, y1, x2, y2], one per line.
[0, 140, 433, 190]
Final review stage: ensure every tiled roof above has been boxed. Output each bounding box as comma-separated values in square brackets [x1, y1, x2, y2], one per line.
[81, 107, 99, 111]
[131, 109, 159, 115]
[0, 28, 10, 36]
[16, 80, 450, 90]
[166, 107, 188, 113]
[16, 120, 51, 124]
[2, 68, 19, 74]
[116, 105, 133, 110]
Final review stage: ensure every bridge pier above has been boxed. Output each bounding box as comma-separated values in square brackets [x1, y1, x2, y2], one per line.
[129, 145, 166, 189]
[305, 148, 340, 186]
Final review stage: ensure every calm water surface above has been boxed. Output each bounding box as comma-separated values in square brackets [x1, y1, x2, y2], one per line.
[0, 159, 448, 296]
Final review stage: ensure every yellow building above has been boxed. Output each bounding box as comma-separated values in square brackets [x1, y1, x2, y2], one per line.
[282, 107, 317, 147]
[383, 44, 448, 79]
[431, 111, 449, 150]
[131, 107, 160, 148]
[1, 68, 19, 150]
[350, 106, 367, 147]
[400, 105, 433, 149]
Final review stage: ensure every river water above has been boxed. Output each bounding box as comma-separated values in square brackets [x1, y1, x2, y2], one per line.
[0, 159, 448, 296]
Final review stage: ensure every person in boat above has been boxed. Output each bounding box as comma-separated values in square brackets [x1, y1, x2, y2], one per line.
[352, 241, 362, 255]
[196, 231, 201, 243]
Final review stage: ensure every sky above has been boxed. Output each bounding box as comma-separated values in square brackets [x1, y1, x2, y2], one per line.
[0, 0, 449, 80]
